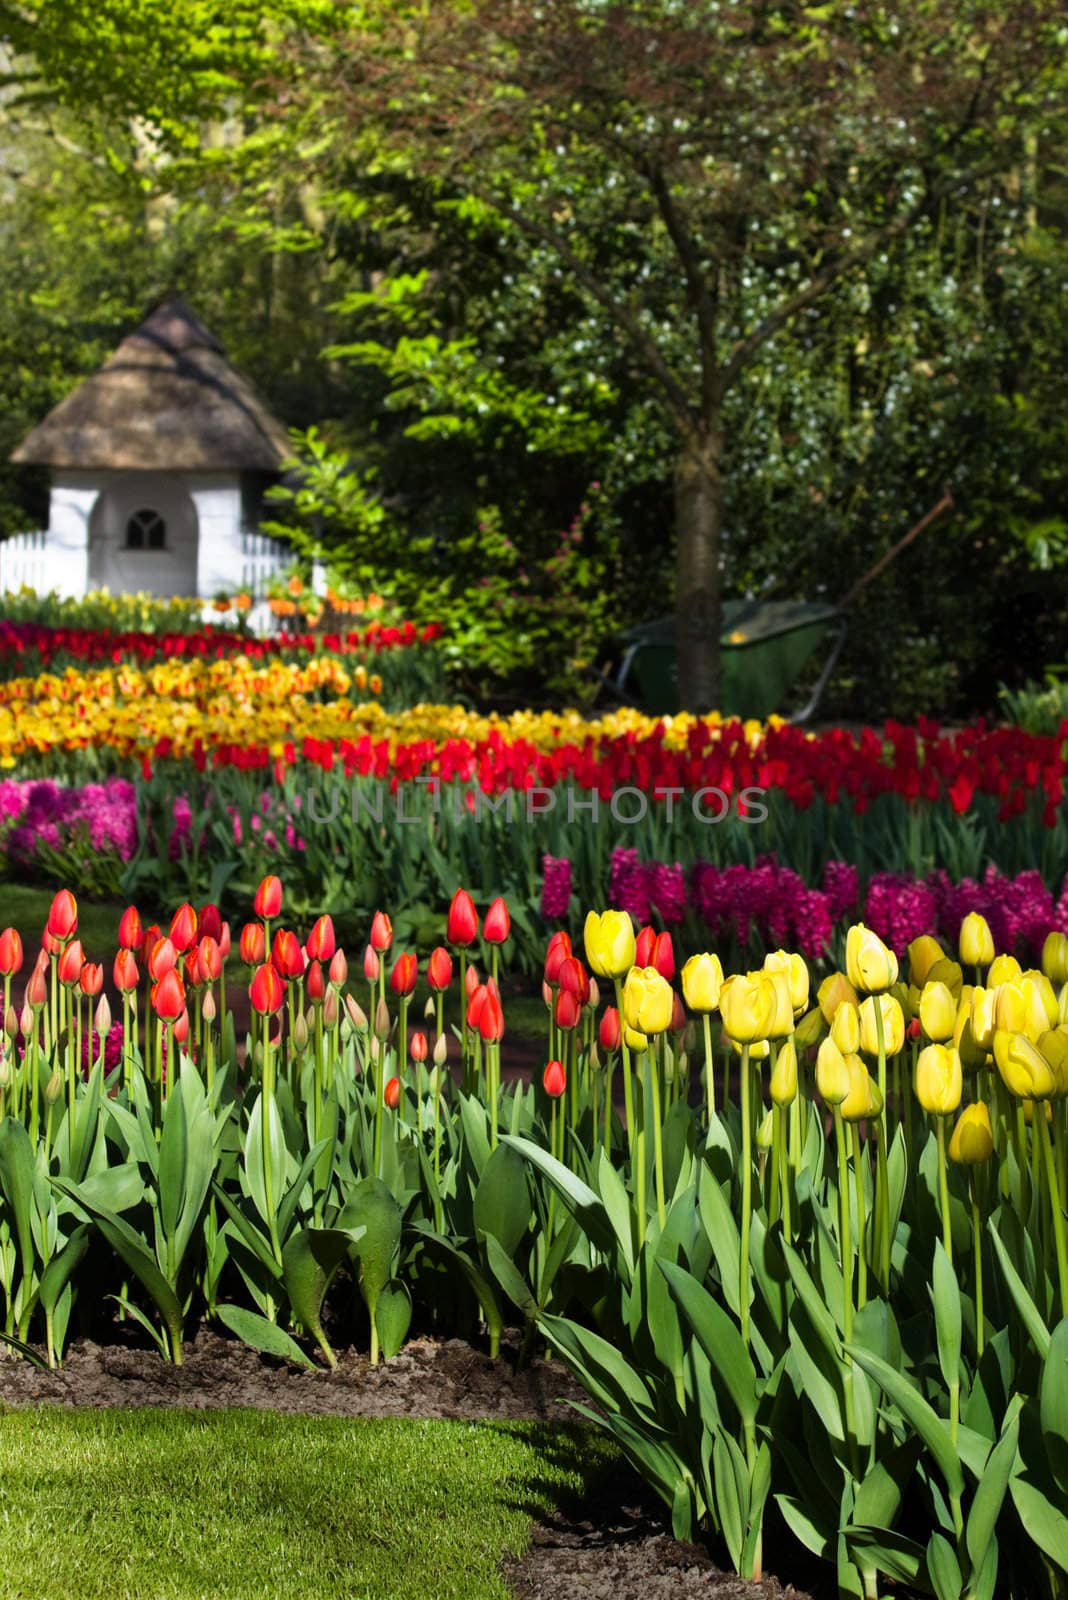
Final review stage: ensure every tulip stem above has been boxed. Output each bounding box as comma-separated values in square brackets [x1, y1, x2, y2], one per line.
[1034, 1106, 1068, 1320]
[702, 1014, 715, 1127]
[833, 1105, 853, 1344]
[970, 1173, 985, 1358]
[873, 999, 891, 1291]
[851, 1123, 868, 1310]
[650, 1042, 666, 1230]
[613, 979, 635, 1165]
[936, 1115, 953, 1264]
[739, 1043, 752, 1345]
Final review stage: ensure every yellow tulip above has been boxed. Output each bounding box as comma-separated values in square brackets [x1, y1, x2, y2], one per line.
[830, 1001, 860, 1055]
[927, 958, 964, 997]
[584, 911, 636, 980]
[919, 981, 957, 1043]
[858, 994, 905, 1056]
[817, 971, 858, 1025]
[793, 1006, 825, 1048]
[681, 952, 724, 1013]
[624, 1026, 648, 1052]
[947, 1103, 994, 1165]
[953, 1001, 987, 1072]
[767, 973, 796, 1040]
[1021, 1097, 1053, 1125]
[993, 1030, 1056, 1101]
[621, 966, 674, 1036]
[959, 912, 995, 968]
[908, 935, 946, 988]
[845, 924, 898, 993]
[719, 971, 778, 1044]
[969, 986, 997, 1050]
[816, 1037, 850, 1105]
[1042, 931, 1068, 985]
[769, 1039, 798, 1106]
[1021, 972, 1059, 1030]
[764, 950, 809, 1014]
[988, 954, 1022, 987]
[1036, 1028, 1068, 1097]
[756, 1108, 775, 1151]
[914, 1044, 963, 1115]
[992, 981, 1030, 1037]
[841, 1055, 883, 1123]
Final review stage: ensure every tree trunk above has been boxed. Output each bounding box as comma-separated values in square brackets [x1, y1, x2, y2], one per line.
[674, 426, 724, 712]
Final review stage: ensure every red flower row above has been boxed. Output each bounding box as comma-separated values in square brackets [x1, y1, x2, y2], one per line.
[0, 618, 443, 670]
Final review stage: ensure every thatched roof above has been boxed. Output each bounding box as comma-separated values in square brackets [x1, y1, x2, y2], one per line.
[12, 296, 291, 471]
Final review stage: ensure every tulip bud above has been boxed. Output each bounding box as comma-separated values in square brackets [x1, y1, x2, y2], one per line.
[793, 1006, 825, 1049]
[306, 914, 336, 963]
[239, 922, 266, 966]
[583, 911, 635, 980]
[907, 934, 945, 988]
[117, 905, 142, 951]
[817, 971, 858, 1024]
[169, 903, 198, 954]
[363, 943, 380, 983]
[345, 994, 368, 1032]
[919, 981, 957, 1043]
[766, 973, 796, 1040]
[598, 1006, 621, 1053]
[253, 875, 283, 920]
[433, 1033, 448, 1067]
[764, 950, 810, 1014]
[858, 994, 905, 1056]
[4, 1005, 16, 1040]
[622, 966, 674, 1036]
[44, 1068, 63, 1104]
[328, 948, 348, 986]
[719, 971, 778, 1044]
[993, 1030, 1056, 1100]
[322, 988, 339, 1026]
[479, 993, 505, 1042]
[845, 924, 898, 993]
[46, 889, 78, 942]
[634, 925, 656, 969]
[410, 1031, 428, 1062]
[959, 912, 995, 969]
[19, 1004, 33, 1039]
[914, 1044, 963, 1115]
[948, 1102, 994, 1164]
[681, 953, 724, 1013]
[374, 997, 391, 1041]
[427, 946, 453, 990]
[198, 903, 223, 942]
[769, 1040, 798, 1106]
[94, 994, 112, 1035]
[816, 1037, 851, 1105]
[248, 963, 284, 1016]
[756, 1108, 775, 1151]
[292, 1013, 310, 1052]
[57, 940, 85, 986]
[543, 1059, 567, 1098]
[446, 889, 479, 947]
[988, 953, 1021, 987]
[555, 989, 581, 1031]
[1042, 931, 1068, 985]
[483, 896, 511, 944]
[202, 988, 217, 1023]
[370, 911, 393, 952]
[0, 928, 23, 977]
[830, 1001, 860, 1056]
[389, 953, 418, 997]
[305, 959, 326, 1002]
[384, 1075, 401, 1110]
[840, 1056, 882, 1123]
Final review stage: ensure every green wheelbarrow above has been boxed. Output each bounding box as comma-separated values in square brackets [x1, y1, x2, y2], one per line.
[611, 489, 954, 722]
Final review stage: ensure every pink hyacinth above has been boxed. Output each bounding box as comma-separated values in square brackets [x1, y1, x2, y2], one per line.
[540, 855, 572, 919]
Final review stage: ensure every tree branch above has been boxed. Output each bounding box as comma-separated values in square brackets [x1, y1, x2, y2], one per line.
[647, 163, 719, 417]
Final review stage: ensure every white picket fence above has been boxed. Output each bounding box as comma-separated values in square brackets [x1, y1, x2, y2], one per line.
[0, 529, 68, 595]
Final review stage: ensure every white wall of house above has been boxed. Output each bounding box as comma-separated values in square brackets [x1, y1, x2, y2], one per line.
[87, 471, 200, 596]
[45, 473, 96, 596]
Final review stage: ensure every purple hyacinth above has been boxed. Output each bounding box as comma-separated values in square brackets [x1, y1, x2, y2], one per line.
[540, 855, 573, 919]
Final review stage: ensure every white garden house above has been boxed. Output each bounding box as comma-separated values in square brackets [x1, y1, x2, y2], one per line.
[4, 296, 294, 625]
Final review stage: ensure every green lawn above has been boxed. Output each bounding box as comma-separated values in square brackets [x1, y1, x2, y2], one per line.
[0, 1408, 609, 1600]
[0, 881, 128, 957]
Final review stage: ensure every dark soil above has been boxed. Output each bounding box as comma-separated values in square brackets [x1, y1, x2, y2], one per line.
[505, 1475, 818, 1600]
[0, 1327, 589, 1420]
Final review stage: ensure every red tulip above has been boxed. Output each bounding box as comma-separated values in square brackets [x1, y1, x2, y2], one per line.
[172, 1008, 190, 1045]
[25, 966, 47, 1010]
[253, 875, 283, 920]
[272, 929, 305, 979]
[0, 928, 23, 977]
[113, 949, 140, 993]
[635, 925, 657, 968]
[543, 1059, 567, 1098]
[306, 914, 336, 962]
[57, 940, 85, 986]
[363, 944, 381, 982]
[198, 902, 223, 943]
[153, 968, 186, 1020]
[390, 952, 418, 996]
[384, 1075, 401, 1110]
[544, 930, 572, 986]
[169, 903, 198, 954]
[906, 1016, 922, 1041]
[558, 956, 590, 1005]
[465, 963, 481, 998]
[653, 932, 676, 982]
[370, 911, 393, 952]
[239, 922, 266, 965]
[484, 897, 511, 944]
[198, 936, 222, 982]
[599, 1006, 621, 1052]
[670, 990, 686, 1032]
[47, 889, 78, 942]
[410, 1031, 428, 1062]
[249, 962, 284, 1015]
[427, 946, 453, 990]
[466, 984, 488, 1031]
[41, 930, 62, 956]
[140, 924, 162, 966]
[148, 937, 178, 982]
[218, 921, 232, 960]
[306, 960, 326, 1002]
[117, 905, 142, 951]
[446, 889, 479, 947]
[79, 962, 103, 998]
[479, 992, 505, 1042]
[328, 948, 348, 985]
[554, 990, 581, 1031]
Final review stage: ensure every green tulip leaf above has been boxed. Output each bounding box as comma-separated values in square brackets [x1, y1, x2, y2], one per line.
[847, 1344, 964, 1500]
[282, 1224, 365, 1367]
[966, 1394, 1022, 1581]
[501, 1136, 616, 1255]
[374, 1279, 412, 1360]
[472, 1142, 531, 1257]
[1039, 1315, 1068, 1496]
[0, 1117, 36, 1285]
[659, 1258, 757, 1425]
[930, 1239, 962, 1394]
[925, 1531, 963, 1600]
[338, 1178, 401, 1327]
[987, 1222, 1050, 1358]
[844, 1527, 926, 1587]
[484, 1233, 537, 1319]
[1009, 1475, 1068, 1575]
[37, 1225, 90, 1317]
[216, 1303, 316, 1369]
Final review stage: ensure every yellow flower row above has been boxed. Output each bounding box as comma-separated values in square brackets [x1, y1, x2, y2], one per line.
[0, 655, 775, 765]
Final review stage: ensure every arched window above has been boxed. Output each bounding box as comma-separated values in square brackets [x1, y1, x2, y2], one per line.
[125, 508, 166, 550]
